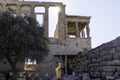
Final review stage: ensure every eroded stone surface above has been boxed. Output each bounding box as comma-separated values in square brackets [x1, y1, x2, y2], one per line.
[75, 37, 120, 79]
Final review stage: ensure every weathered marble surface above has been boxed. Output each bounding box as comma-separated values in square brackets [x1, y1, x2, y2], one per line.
[74, 37, 120, 79]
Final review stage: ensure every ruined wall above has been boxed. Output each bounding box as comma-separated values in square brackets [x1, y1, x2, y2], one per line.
[74, 36, 120, 79]
[0, 0, 92, 78]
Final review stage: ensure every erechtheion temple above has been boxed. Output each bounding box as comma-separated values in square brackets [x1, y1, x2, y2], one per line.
[0, 0, 91, 78]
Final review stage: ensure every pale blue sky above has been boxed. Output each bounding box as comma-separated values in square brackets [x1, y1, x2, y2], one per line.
[24, 0, 120, 48]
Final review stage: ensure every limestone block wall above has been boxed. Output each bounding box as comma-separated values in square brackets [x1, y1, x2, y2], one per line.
[74, 37, 120, 79]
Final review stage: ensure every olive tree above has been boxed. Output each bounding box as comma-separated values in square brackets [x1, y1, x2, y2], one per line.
[0, 10, 49, 80]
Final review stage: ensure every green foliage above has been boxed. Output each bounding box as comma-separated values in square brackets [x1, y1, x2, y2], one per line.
[0, 10, 49, 62]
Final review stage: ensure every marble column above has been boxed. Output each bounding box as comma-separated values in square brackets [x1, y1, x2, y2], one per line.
[75, 22, 80, 37]
[65, 55, 68, 75]
[58, 5, 66, 42]
[44, 5, 49, 37]
[81, 29, 85, 38]
[86, 23, 90, 38]
[30, 5, 35, 18]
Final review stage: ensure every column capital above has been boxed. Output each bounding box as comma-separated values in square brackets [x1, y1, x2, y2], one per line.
[44, 5, 49, 9]
[30, 4, 35, 8]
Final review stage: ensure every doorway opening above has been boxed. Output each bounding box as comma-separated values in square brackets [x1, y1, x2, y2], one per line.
[54, 55, 76, 76]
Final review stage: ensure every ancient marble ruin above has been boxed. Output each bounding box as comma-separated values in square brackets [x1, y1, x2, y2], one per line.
[1, 0, 120, 80]
[0, 0, 91, 78]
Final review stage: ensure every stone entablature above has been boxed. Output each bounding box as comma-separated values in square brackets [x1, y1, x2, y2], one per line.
[66, 15, 91, 22]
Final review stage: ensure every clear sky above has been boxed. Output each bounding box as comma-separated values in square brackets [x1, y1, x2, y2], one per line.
[24, 0, 120, 48]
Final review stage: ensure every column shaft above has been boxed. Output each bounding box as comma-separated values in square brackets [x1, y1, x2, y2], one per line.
[65, 55, 67, 75]
[44, 6, 49, 37]
[86, 23, 90, 38]
[75, 22, 80, 37]
[30, 5, 35, 18]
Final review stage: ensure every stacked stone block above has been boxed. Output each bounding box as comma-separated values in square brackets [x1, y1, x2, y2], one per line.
[74, 37, 120, 79]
